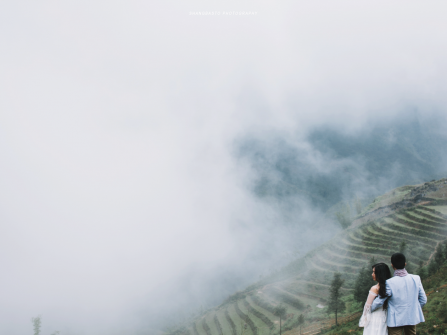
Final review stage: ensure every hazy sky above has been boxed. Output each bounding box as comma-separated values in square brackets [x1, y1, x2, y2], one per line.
[1, 1, 447, 334]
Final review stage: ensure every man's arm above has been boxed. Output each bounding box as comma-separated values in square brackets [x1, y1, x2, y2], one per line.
[371, 281, 392, 312]
[370, 294, 386, 311]
[418, 277, 427, 308]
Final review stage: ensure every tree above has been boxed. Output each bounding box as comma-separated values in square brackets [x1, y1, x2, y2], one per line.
[31, 316, 41, 335]
[273, 304, 287, 335]
[434, 243, 446, 266]
[354, 266, 370, 304]
[327, 273, 346, 325]
[417, 261, 428, 280]
[428, 260, 438, 276]
[353, 258, 376, 304]
[399, 240, 407, 254]
[31, 315, 59, 335]
[354, 196, 362, 215]
[297, 314, 305, 335]
[335, 203, 352, 229]
[443, 241, 447, 260]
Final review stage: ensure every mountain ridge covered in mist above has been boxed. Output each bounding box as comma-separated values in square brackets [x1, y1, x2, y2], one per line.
[237, 115, 447, 212]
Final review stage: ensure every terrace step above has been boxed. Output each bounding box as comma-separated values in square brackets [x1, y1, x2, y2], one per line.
[403, 211, 447, 226]
[192, 322, 200, 335]
[352, 227, 427, 248]
[201, 317, 212, 335]
[340, 237, 397, 257]
[213, 313, 224, 335]
[204, 313, 220, 335]
[422, 206, 447, 219]
[351, 228, 397, 243]
[313, 252, 359, 271]
[349, 235, 427, 261]
[393, 214, 447, 235]
[304, 257, 356, 278]
[411, 209, 447, 224]
[327, 243, 391, 264]
[192, 320, 205, 335]
[224, 307, 238, 335]
[319, 247, 368, 267]
[215, 309, 234, 335]
[304, 258, 348, 277]
[335, 239, 419, 268]
[242, 298, 275, 329]
[381, 219, 444, 240]
[347, 231, 402, 250]
[369, 221, 437, 245]
[246, 295, 277, 321]
[280, 284, 329, 302]
[367, 221, 435, 245]
[350, 229, 427, 261]
[266, 287, 306, 311]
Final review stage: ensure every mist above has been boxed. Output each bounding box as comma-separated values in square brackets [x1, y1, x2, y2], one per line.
[1, 1, 447, 334]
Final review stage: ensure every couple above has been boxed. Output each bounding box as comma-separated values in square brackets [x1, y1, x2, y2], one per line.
[359, 253, 427, 335]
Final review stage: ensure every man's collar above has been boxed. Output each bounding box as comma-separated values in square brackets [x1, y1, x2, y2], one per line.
[393, 268, 408, 277]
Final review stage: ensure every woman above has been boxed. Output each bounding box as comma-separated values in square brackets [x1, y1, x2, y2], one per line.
[359, 263, 391, 335]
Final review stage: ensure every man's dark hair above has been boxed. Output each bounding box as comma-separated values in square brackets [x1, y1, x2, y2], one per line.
[391, 253, 406, 269]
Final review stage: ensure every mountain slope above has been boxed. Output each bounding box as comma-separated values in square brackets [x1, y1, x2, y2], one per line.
[170, 178, 447, 335]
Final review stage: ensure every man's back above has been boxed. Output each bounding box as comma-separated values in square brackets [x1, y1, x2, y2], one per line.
[372, 274, 427, 327]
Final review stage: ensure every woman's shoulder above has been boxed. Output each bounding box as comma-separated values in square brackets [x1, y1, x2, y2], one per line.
[370, 284, 379, 294]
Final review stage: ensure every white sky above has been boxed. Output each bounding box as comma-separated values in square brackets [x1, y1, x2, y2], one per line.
[1, 1, 447, 334]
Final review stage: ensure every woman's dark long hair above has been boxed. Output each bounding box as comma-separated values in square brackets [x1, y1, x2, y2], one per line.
[372, 263, 392, 310]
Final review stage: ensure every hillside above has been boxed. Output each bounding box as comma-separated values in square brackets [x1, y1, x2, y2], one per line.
[317, 261, 447, 335]
[169, 178, 447, 335]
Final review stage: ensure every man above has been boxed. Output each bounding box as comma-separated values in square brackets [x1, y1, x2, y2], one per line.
[371, 253, 427, 335]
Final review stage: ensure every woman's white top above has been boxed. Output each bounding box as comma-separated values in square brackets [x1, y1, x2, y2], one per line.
[359, 290, 387, 335]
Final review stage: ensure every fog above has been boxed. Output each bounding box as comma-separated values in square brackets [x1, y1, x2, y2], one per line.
[1, 1, 447, 334]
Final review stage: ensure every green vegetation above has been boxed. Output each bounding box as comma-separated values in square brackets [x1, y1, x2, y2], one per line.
[353, 260, 376, 305]
[272, 304, 286, 335]
[297, 314, 305, 335]
[30, 316, 59, 335]
[327, 273, 346, 325]
[32, 317, 41, 335]
[354, 196, 362, 216]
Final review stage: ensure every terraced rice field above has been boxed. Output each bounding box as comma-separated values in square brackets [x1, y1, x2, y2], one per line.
[187, 195, 447, 335]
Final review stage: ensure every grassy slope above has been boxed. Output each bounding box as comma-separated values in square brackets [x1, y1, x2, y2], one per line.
[318, 264, 447, 335]
[180, 179, 447, 335]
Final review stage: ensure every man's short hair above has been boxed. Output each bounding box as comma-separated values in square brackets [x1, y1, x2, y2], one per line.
[391, 253, 406, 269]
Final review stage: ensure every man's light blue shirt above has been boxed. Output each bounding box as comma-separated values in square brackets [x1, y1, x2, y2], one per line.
[371, 273, 427, 327]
